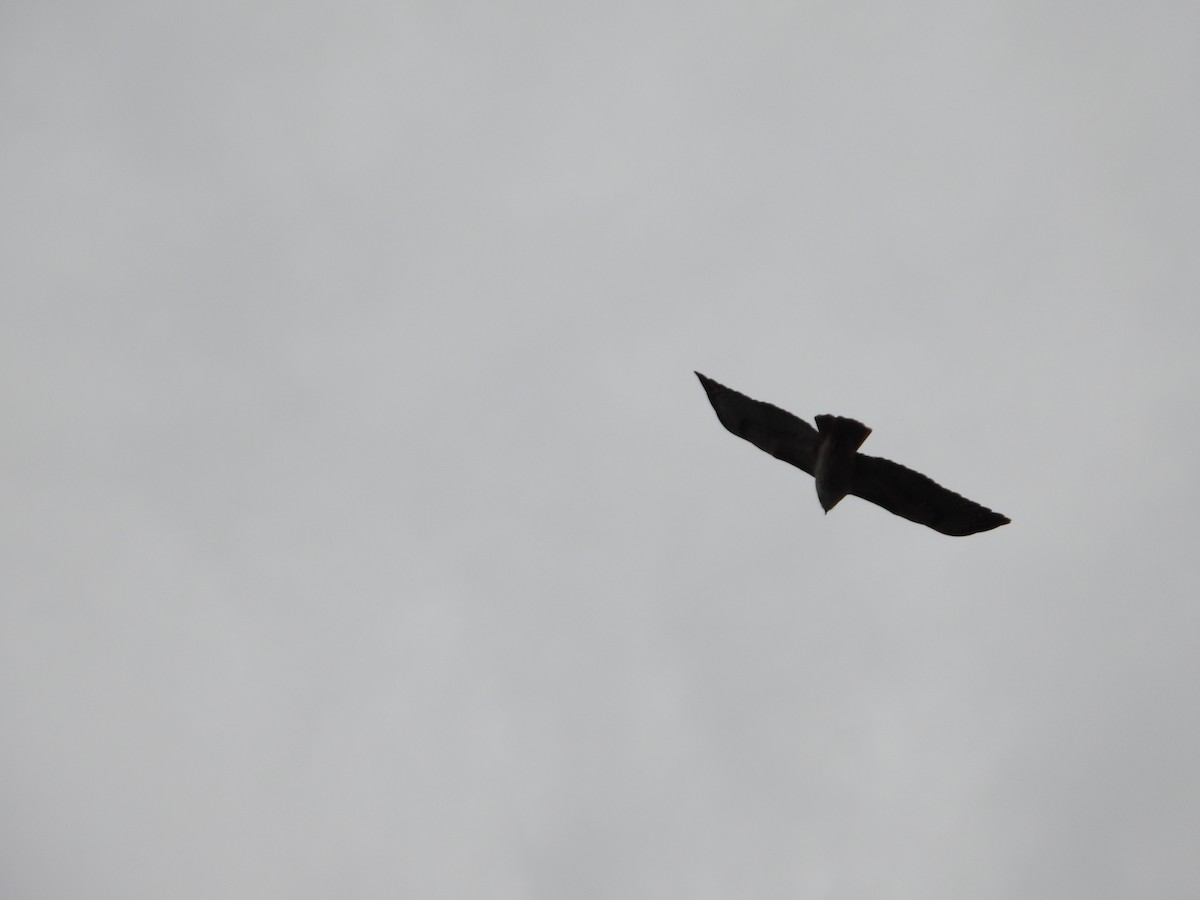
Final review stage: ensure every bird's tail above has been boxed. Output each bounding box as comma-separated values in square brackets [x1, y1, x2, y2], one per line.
[814, 414, 872, 450]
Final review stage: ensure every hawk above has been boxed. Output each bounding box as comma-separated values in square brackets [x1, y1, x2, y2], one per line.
[696, 372, 1009, 536]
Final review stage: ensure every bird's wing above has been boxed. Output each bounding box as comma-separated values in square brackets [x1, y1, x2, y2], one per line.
[695, 372, 818, 475]
[851, 455, 1010, 536]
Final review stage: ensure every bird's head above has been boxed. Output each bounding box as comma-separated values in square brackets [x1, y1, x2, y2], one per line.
[816, 482, 846, 513]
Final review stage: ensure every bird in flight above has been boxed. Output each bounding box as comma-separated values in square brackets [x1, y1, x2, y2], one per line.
[696, 372, 1009, 536]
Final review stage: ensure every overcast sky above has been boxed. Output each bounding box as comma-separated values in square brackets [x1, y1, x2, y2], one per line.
[3, 2, 1199, 898]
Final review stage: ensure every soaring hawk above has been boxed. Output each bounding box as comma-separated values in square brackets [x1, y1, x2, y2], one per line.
[696, 372, 1009, 536]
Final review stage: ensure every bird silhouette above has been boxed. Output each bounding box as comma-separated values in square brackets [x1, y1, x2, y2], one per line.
[696, 372, 1009, 536]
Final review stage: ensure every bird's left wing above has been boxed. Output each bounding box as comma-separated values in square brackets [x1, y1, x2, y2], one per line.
[851, 455, 1010, 536]
[695, 372, 819, 475]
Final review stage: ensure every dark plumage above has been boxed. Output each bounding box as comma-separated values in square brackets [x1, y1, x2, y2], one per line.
[696, 372, 1009, 536]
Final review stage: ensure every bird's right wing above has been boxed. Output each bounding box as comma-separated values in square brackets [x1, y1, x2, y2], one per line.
[851, 455, 1010, 536]
[695, 372, 819, 475]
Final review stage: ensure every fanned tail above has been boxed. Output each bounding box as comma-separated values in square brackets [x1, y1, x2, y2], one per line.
[814, 414, 871, 450]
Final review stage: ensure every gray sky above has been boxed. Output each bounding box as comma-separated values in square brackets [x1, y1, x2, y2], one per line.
[3, 2, 1199, 898]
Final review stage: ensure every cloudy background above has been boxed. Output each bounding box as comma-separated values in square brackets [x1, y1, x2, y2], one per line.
[3, 2, 1199, 897]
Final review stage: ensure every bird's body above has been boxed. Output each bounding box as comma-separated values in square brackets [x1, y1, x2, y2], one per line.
[812, 415, 871, 512]
[696, 372, 1009, 536]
